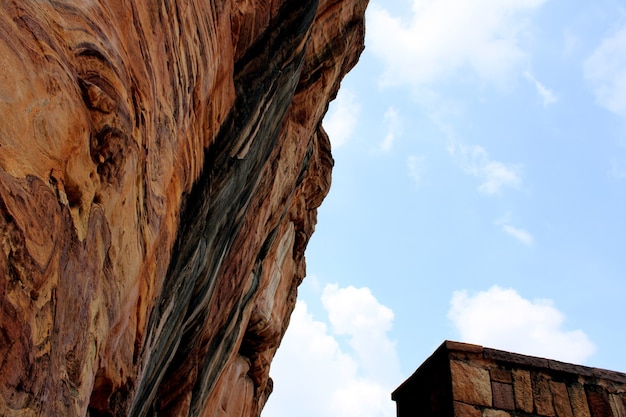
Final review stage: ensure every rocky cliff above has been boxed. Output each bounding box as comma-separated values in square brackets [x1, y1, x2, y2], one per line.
[0, 1, 367, 416]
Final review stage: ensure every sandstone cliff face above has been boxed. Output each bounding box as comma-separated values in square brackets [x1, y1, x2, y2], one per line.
[0, 1, 368, 416]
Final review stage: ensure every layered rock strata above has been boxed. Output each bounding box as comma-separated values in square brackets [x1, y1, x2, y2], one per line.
[0, 0, 368, 416]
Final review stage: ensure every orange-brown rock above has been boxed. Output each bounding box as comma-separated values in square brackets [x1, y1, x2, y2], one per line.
[0, 0, 368, 416]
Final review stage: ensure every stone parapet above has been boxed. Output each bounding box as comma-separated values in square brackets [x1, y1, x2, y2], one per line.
[393, 341, 626, 417]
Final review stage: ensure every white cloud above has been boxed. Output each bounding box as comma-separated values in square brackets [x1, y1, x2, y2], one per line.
[323, 89, 360, 148]
[448, 286, 596, 364]
[367, 0, 546, 90]
[495, 214, 534, 246]
[262, 301, 356, 417]
[407, 155, 426, 186]
[322, 284, 400, 383]
[264, 284, 401, 417]
[380, 107, 400, 151]
[448, 141, 522, 194]
[502, 224, 534, 246]
[524, 71, 558, 106]
[584, 24, 626, 118]
[430, 115, 522, 194]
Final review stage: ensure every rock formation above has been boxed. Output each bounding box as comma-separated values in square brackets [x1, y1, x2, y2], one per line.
[0, 0, 368, 415]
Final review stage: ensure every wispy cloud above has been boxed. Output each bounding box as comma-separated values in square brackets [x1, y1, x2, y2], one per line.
[448, 286, 596, 364]
[502, 224, 534, 246]
[380, 107, 400, 151]
[367, 0, 546, 90]
[264, 284, 401, 417]
[524, 71, 558, 106]
[584, 24, 626, 118]
[430, 114, 522, 195]
[495, 214, 534, 246]
[323, 89, 360, 148]
[448, 141, 522, 194]
[407, 155, 426, 186]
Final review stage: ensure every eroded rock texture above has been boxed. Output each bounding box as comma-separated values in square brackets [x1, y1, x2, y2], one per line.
[0, 1, 368, 416]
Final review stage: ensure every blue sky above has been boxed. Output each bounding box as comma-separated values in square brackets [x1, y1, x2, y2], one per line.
[263, 1, 626, 416]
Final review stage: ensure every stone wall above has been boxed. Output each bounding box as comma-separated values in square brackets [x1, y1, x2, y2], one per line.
[393, 341, 626, 417]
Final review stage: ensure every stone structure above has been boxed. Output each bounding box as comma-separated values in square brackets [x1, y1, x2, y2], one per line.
[0, 0, 368, 416]
[393, 341, 626, 417]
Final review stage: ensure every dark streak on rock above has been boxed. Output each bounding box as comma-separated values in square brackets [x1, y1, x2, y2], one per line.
[129, 2, 319, 416]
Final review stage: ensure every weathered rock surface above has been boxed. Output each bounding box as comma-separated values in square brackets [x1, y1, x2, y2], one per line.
[393, 341, 626, 417]
[0, 0, 368, 416]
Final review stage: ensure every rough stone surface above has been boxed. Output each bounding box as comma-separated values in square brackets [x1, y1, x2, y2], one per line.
[491, 381, 514, 411]
[534, 373, 557, 416]
[490, 368, 513, 384]
[569, 383, 592, 417]
[551, 381, 574, 417]
[393, 341, 626, 417]
[609, 394, 626, 417]
[586, 385, 613, 417]
[454, 401, 482, 417]
[482, 410, 510, 417]
[0, 0, 368, 416]
[513, 369, 534, 413]
[450, 360, 493, 407]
